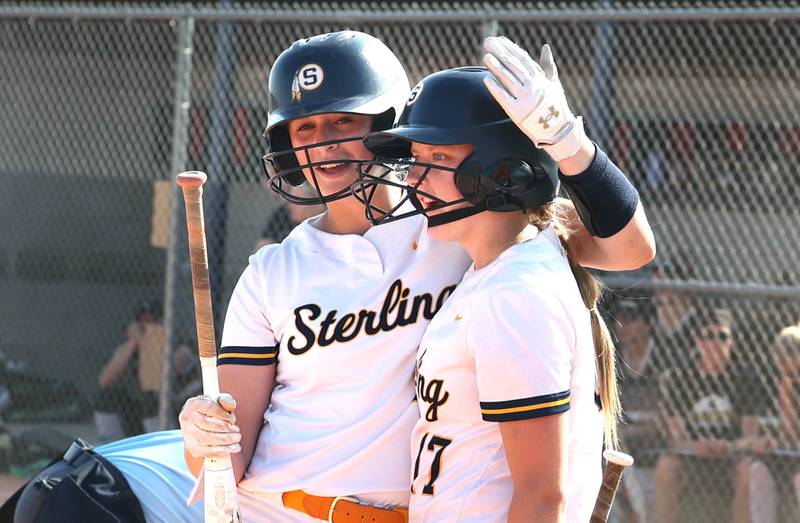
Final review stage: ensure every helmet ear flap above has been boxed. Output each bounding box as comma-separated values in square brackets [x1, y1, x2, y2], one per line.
[508, 161, 535, 188]
[267, 126, 306, 186]
[454, 159, 483, 203]
[488, 160, 534, 192]
[455, 159, 532, 208]
[501, 160, 559, 210]
[475, 160, 535, 211]
[455, 172, 480, 203]
[454, 159, 555, 213]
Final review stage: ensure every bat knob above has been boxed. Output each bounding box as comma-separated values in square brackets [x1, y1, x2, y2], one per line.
[217, 393, 237, 413]
[176, 171, 208, 188]
[603, 449, 634, 467]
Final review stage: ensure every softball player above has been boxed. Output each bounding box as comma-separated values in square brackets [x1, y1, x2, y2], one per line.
[355, 39, 637, 522]
[177, 31, 470, 523]
[93, 32, 652, 523]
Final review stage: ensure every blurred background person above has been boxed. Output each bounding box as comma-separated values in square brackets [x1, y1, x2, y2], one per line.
[651, 254, 697, 370]
[170, 337, 202, 419]
[764, 324, 800, 520]
[775, 324, 800, 450]
[609, 296, 664, 522]
[723, 322, 800, 523]
[94, 302, 161, 442]
[654, 307, 773, 523]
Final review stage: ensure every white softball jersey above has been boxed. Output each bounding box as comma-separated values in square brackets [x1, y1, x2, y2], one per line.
[409, 226, 603, 523]
[219, 213, 469, 506]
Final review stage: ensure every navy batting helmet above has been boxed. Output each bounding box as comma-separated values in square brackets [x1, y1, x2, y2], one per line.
[261, 31, 410, 205]
[353, 66, 559, 227]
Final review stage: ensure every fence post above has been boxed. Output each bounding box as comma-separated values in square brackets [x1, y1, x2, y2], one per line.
[205, 1, 239, 332]
[159, 15, 196, 431]
[588, 0, 617, 151]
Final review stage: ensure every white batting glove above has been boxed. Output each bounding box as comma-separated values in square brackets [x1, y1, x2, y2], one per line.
[179, 393, 241, 459]
[483, 37, 587, 162]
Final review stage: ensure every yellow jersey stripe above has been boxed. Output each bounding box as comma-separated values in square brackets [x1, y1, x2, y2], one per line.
[218, 352, 277, 359]
[481, 396, 570, 415]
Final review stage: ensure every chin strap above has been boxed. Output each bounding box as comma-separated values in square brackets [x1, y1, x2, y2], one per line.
[425, 192, 528, 227]
[426, 202, 487, 227]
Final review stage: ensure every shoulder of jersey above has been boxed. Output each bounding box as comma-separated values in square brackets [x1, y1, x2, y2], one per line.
[497, 228, 565, 271]
[249, 221, 312, 267]
[472, 233, 571, 296]
[249, 241, 284, 269]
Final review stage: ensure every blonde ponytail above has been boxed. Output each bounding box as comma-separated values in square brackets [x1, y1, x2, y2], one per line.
[528, 204, 621, 450]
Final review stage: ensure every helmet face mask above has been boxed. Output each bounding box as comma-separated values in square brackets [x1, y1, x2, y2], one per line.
[262, 31, 409, 205]
[354, 66, 560, 227]
[262, 133, 367, 206]
[354, 153, 552, 227]
[353, 157, 478, 226]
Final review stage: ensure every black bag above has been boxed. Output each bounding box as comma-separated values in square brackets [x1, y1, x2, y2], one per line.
[0, 439, 145, 523]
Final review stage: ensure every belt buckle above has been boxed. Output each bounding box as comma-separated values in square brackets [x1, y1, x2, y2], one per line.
[328, 495, 359, 523]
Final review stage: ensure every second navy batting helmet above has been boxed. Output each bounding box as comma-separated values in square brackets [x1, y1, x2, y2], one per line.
[353, 66, 559, 227]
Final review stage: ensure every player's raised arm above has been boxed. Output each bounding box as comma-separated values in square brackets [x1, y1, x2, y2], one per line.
[557, 196, 655, 271]
[483, 37, 655, 271]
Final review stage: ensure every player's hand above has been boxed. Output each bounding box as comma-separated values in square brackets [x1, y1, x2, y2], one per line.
[126, 321, 143, 343]
[482, 37, 587, 162]
[179, 393, 241, 459]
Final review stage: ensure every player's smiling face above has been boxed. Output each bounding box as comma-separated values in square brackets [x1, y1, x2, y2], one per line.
[288, 113, 374, 196]
[408, 142, 474, 241]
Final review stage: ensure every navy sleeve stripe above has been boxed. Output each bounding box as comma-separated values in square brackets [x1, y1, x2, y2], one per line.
[480, 390, 570, 422]
[217, 355, 276, 366]
[482, 402, 570, 422]
[217, 345, 278, 366]
[479, 390, 570, 411]
[219, 345, 278, 355]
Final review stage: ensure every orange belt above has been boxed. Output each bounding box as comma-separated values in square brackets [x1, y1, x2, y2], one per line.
[282, 490, 409, 523]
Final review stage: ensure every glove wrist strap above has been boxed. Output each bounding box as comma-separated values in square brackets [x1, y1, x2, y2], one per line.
[542, 116, 586, 162]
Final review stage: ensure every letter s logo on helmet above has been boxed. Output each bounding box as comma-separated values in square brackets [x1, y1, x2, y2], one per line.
[292, 63, 325, 101]
[406, 82, 424, 106]
[262, 31, 410, 205]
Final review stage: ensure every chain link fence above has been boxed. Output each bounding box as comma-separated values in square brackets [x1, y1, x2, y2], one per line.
[0, 1, 798, 520]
